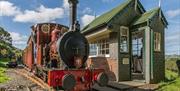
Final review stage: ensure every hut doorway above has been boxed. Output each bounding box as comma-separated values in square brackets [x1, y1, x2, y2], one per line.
[131, 31, 145, 82]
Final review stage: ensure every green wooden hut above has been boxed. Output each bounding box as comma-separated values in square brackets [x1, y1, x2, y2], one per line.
[82, 0, 168, 83]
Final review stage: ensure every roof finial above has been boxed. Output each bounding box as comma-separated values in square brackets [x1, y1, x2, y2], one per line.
[159, 0, 161, 7]
[94, 12, 97, 18]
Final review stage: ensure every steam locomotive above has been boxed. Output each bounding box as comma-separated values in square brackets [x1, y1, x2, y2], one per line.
[23, 0, 108, 90]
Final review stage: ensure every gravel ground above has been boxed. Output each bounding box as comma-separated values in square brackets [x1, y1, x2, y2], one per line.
[0, 68, 46, 91]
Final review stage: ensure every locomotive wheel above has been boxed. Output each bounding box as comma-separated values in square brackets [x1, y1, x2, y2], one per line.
[97, 72, 109, 87]
[62, 74, 76, 90]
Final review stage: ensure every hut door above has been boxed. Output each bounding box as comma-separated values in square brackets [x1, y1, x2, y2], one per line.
[118, 26, 131, 81]
[131, 30, 145, 81]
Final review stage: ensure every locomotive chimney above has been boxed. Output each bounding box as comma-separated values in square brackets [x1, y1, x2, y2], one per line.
[68, 0, 78, 30]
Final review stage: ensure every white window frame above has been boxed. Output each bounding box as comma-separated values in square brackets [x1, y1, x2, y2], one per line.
[120, 26, 129, 53]
[154, 32, 161, 52]
[89, 43, 97, 57]
[89, 38, 110, 58]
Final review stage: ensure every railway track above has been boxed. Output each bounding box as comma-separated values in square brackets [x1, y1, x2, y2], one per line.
[12, 67, 53, 91]
[9, 67, 125, 91]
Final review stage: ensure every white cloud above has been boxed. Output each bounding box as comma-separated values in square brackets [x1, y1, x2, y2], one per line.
[10, 32, 27, 41]
[14, 44, 26, 49]
[82, 7, 93, 14]
[0, 1, 21, 16]
[10, 32, 28, 49]
[0, 1, 67, 23]
[165, 31, 180, 43]
[165, 29, 180, 55]
[13, 41, 27, 45]
[63, 0, 69, 9]
[13, 5, 64, 23]
[166, 9, 180, 18]
[81, 14, 95, 26]
[102, 0, 115, 3]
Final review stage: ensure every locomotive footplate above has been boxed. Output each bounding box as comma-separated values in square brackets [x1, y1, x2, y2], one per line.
[47, 69, 108, 91]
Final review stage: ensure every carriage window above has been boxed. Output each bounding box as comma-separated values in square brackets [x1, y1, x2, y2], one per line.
[89, 38, 109, 57]
[154, 32, 161, 51]
[120, 26, 129, 53]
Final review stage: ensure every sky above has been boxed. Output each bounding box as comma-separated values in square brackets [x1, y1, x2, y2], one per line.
[0, 0, 179, 55]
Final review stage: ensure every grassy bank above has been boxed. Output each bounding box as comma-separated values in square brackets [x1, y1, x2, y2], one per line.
[0, 68, 9, 83]
[0, 58, 10, 83]
[157, 58, 180, 91]
[157, 70, 180, 91]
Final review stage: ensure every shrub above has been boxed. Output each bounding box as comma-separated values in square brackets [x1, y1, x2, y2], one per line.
[165, 58, 179, 72]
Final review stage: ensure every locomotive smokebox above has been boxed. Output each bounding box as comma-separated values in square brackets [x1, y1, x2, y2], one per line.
[68, 0, 78, 30]
[57, 0, 89, 68]
[57, 31, 89, 68]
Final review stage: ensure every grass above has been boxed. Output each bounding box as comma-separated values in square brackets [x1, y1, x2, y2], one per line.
[0, 58, 10, 83]
[0, 67, 10, 83]
[0, 58, 10, 68]
[156, 57, 180, 91]
[157, 70, 180, 91]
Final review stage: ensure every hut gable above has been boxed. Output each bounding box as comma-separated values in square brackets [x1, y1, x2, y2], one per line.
[131, 7, 168, 28]
[82, 0, 145, 34]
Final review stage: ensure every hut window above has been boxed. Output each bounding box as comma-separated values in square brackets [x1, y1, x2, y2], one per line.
[89, 38, 109, 57]
[120, 26, 129, 53]
[154, 32, 161, 51]
[89, 43, 97, 56]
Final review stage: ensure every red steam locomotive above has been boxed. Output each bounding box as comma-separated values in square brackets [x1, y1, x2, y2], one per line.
[23, 0, 108, 91]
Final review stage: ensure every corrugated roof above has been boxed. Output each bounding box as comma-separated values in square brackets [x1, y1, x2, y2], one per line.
[82, 0, 132, 33]
[81, 1, 168, 34]
[132, 8, 160, 26]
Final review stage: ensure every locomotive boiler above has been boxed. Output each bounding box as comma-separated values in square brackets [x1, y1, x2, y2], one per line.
[23, 0, 108, 90]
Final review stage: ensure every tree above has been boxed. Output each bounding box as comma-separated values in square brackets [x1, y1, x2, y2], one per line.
[0, 27, 12, 45]
[0, 27, 22, 58]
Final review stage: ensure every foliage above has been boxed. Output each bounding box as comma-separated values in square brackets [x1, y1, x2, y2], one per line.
[0, 27, 20, 83]
[157, 70, 180, 91]
[0, 58, 10, 83]
[156, 57, 180, 91]
[0, 27, 22, 58]
[0, 58, 10, 68]
[0, 27, 21, 83]
[0, 67, 10, 83]
[1, 49, 8, 56]
[0, 27, 12, 45]
[165, 58, 179, 72]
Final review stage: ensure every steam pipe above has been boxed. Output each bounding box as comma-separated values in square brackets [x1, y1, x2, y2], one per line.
[68, 0, 78, 31]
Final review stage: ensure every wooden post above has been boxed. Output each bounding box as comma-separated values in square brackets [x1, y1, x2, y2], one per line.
[144, 26, 151, 83]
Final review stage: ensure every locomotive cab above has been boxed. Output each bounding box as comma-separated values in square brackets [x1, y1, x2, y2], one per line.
[30, 23, 68, 68]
